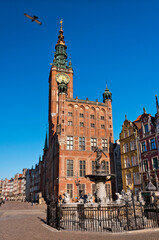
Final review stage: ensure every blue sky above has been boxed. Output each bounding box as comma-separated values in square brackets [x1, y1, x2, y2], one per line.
[0, 0, 159, 179]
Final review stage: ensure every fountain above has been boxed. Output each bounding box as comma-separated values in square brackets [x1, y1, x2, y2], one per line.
[47, 147, 149, 232]
[86, 147, 115, 204]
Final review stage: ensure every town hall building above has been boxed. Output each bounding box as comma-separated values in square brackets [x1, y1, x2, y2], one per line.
[42, 21, 114, 202]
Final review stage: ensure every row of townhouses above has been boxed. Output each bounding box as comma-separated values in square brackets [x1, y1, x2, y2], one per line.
[0, 169, 27, 201]
[120, 97, 159, 195]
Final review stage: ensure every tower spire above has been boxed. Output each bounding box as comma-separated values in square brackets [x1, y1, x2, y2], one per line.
[53, 20, 68, 69]
[56, 19, 65, 46]
[44, 131, 48, 150]
[155, 95, 159, 113]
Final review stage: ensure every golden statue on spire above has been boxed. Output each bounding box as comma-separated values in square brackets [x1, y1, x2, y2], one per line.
[60, 19, 63, 31]
[56, 19, 65, 45]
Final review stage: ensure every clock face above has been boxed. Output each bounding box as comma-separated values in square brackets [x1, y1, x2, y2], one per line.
[56, 73, 70, 84]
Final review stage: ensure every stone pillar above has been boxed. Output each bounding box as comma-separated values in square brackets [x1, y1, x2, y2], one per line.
[95, 181, 106, 203]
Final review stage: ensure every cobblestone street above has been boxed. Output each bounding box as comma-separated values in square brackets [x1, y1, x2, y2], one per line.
[0, 202, 159, 240]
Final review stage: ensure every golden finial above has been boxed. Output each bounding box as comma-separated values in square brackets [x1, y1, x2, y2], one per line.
[60, 19, 63, 30]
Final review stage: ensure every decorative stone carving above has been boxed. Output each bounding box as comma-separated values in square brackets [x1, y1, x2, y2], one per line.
[63, 192, 70, 204]
[85, 193, 93, 204]
[138, 191, 145, 205]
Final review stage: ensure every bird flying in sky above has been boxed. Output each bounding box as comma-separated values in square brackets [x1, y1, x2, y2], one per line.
[24, 13, 42, 25]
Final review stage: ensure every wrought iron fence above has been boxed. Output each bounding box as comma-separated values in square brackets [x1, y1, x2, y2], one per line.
[47, 201, 159, 232]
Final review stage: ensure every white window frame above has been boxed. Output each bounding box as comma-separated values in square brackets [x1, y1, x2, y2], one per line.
[131, 155, 138, 166]
[68, 112, 72, 116]
[102, 139, 108, 152]
[126, 173, 132, 186]
[133, 172, 141, 185]
[79, 137, 85, 151]
[130, 140, 136, 151]
[68, 121, 73, 126]
[91, 138, 97, 151]
[67, 136, 73, 150]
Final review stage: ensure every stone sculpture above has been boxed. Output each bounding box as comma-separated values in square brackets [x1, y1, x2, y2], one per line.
[63, 192, 70, 204]
[85, 193, 93, 204]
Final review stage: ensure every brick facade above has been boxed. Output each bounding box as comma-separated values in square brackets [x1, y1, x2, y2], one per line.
[43, 22, 114, 202]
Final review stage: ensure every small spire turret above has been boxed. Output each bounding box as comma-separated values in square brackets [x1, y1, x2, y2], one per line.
[103, 83, 112, 103]
[44, 131, 48, 150]
[68, 56, 72, 69]
[143, 107, 146, 114]
[155, 95, 159, 113]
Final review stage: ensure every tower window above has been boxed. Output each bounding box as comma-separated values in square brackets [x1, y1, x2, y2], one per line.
[101, 125, 105, 129]
[67, 136, 73, 150]
[80, 113, 84, 118]
[80, 122, 84, 127]
[91, 138, 97, 151]
[101, 116, 104, 120]
[90, 115, 95, 119]
[91, 123, 95, 128]
[68, 121, 73, 126]
[67, 160, 73, 177]
[68, 112, 72, 116]
[79, 160, 86, 177]
[79, 137, 85, 151]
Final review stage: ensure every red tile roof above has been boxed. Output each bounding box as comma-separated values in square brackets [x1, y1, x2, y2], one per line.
[134, 115, 142, 122]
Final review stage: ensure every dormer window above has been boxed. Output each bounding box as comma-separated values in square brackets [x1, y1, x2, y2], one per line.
[124, 131, 127, 138]
[144, 124, 149, 133]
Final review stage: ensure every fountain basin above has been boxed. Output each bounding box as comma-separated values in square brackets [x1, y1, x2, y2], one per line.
[86, 173, 115, 204]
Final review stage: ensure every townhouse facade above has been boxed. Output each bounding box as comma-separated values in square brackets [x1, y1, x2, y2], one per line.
[120, 116, 141, 194]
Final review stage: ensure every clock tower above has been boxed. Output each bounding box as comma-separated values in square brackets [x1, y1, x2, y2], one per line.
[48, 20, 73, 143]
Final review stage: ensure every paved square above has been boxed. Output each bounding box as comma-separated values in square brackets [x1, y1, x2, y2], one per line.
[0, 202, 159, 240]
